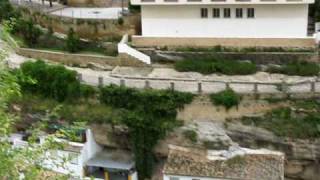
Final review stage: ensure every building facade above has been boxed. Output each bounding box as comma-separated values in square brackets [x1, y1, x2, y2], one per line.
[131, 0, 316, 47]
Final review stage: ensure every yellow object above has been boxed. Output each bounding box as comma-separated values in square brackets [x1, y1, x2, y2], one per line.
[104, 171, 109, 180]
[128, 174, 132, 180]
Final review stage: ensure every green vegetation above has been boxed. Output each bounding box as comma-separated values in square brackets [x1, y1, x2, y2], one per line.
[16, 60, 94, 102]
[2, 18, 118, 56]
[65, 28, 81, 53]
[13, 67, 194, 180]
[175, 58, 257, 75]
[210, 88, 241, 110]
[203, 140, 229, 150]
[183, 129, 198, 143]
[241, 100, 320, 139]
[0, 0, 20, 22]
[174, 45, 315, 53]
[266, 61, 320, 76]
[100, 85, 194, 179]
[0, 49, 67, 179]
[226, 155, 246, 166]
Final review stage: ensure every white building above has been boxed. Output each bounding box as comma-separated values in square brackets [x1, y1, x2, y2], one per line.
[131, 0, 317, 48]
[10, 129, 138, 180]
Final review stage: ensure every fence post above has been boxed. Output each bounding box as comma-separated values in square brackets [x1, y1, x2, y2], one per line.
[198, 81, 202, 94]
[77, 73, 83, 82]
[145, 80, 150, 89]
[225, 82, 230, 89]
[98, 76, 103, 87]
[120, 78, 125, 87]
[311, 81, 316, 93]
[253, 83, 258, 94]
[170, 82, 175, 91]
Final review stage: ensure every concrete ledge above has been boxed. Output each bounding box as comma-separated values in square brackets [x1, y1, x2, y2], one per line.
[132, 36, 316, 48]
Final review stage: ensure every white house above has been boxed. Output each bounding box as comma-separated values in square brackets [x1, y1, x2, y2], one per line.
[10, 129, 138, 180]
[131, 0, 317, 48]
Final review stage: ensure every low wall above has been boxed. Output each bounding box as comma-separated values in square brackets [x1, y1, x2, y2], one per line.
[17, 48, 119, 66]
[132, 36, 316, 48]
[143, 50, 319, 64]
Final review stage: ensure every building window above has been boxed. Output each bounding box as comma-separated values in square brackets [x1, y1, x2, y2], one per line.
[247, 8, 255, 18]
[201, 8, 208, 18]
[223, 8, 231, 18]
[212, 8, 220, 18]
[236, 8, 243, 18]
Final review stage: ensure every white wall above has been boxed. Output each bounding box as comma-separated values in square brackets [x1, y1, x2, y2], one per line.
[141, 4, 309, 38]
[118, 34, 151, 64]
[164, 174, 227, 180]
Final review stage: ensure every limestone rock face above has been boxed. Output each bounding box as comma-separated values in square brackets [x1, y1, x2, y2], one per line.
[225, 122, 320, 180]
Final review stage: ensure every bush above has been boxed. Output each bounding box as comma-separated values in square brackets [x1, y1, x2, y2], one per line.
[80, 84, 96, 99]
[6, 18, 42, 47]
[174, 58, 257, 75]
[183, 130, 198, 143]
[210, 88, 241, 109]
[117, 18, 124, 25]
[18, 60, 81, 102]
[0, 0, 20, 22]
[65, 28, 81, 53]
[266, 61, 320, 76]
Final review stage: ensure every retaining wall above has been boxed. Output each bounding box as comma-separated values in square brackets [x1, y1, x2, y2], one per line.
[132, 36, 316, 48]
[17, 6, 138, 39]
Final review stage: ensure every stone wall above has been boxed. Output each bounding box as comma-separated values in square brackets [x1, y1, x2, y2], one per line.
[132, 36, 316, 48]
[16, 48, 148, 67]
[17, 47, 119, 66]
[18, 7, 138, 39]
[144, 50, 319, 65]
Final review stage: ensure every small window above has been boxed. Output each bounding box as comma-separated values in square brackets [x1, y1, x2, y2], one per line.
[212, 8, 220, 18]
[201, 8, 208, 18]
[236, 8, 243, 18]
[247, 8, 255, 18]
[223, 8, 231, 18]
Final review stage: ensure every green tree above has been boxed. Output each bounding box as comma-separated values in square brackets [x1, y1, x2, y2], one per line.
[100, 85, 193, 179]
[65, 28, 81, 53]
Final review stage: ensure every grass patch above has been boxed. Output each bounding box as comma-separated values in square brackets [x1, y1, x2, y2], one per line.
[266, 61, 320, 76]
[174, 58, 257, 75]
[210, 88, 241, 110]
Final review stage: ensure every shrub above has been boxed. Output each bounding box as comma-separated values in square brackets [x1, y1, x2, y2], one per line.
[65, 28, 81, 53]
[117, 17, 124, 25]
[18, 60, 81, 102]
[266, 61, 320, 76]
[80, 84, 96, 99]
[183, 130, 198, 143]
[174, 58, 257, 75]
[0, 0, 20, 22]
[210, 88, 241, 109]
